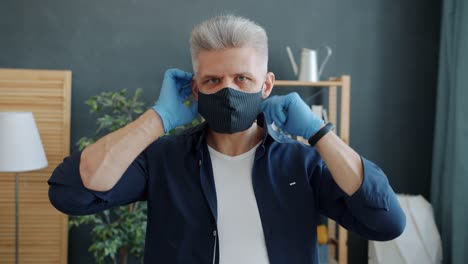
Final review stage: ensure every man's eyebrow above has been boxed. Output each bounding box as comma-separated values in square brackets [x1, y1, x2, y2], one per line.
[199, 72, 255, 79]
[199, 74, 220, 79]
[235, 72, 255, 77]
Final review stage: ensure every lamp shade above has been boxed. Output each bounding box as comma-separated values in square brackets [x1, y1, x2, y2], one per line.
[0, 112, 48, 172]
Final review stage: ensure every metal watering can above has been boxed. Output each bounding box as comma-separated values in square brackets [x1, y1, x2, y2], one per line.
[286, 45, 332, 82]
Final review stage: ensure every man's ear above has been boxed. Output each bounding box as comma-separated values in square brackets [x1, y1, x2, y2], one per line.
[191, 79, 198, 101]
[262, 72, 275, 99]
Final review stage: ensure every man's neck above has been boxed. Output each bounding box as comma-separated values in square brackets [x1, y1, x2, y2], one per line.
[206, 123, 264, 157]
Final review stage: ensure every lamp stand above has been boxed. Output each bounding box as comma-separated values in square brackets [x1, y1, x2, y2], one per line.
[15, 172, 19, 264]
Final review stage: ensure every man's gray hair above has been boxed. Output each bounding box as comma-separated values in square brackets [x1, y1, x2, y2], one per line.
[190, 14, 268, 73]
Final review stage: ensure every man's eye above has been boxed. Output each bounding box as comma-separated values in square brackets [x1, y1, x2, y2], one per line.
[237, 76, 248, 82]
[207, 78, 219, 84]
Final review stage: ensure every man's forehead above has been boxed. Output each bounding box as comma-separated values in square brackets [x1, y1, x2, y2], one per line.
[194, 47, 265, 78]
[196, 63, 259, 78]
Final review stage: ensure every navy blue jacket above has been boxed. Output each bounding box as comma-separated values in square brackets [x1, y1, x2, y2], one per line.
[48, 114, 405, 264]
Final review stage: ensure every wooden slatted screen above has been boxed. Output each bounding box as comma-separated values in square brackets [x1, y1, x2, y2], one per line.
[0, 68, 70, 264]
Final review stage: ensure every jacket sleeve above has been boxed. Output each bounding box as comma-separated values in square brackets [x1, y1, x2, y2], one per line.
[47, 149, 148, 216]
[312, 156, 406, 241]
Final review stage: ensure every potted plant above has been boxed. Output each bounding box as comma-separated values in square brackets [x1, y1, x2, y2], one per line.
[70, 88, 200, 264]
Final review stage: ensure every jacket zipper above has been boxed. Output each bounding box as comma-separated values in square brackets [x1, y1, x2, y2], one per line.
[212, 230, 217, 264]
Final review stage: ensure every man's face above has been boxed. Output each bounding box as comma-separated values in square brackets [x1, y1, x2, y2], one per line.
[191, 47, 275, 98]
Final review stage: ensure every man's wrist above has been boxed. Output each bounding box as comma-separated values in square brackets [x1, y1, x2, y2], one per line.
[151, 105, 171, 133]
[304, 119, 325, 139]
[308, 122, 334, 146]
[140, 109, 166, 139]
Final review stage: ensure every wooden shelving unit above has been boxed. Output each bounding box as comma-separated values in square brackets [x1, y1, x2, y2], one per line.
[275, 75, 351, 264]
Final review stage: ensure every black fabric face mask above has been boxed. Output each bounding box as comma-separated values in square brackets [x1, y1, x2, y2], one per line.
[198, 86, 263, 134]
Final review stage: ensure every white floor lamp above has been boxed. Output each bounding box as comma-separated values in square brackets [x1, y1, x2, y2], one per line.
[0, 112, 48, 264]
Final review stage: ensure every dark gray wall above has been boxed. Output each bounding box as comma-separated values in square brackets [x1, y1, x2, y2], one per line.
[0, 0, 440, 263]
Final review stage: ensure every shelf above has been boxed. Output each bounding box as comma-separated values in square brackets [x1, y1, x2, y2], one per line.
[274, 80, 343, 87]
[274, 75, 351, 264]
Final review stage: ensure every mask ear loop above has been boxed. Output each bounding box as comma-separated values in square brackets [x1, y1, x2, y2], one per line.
[261, 72, 270, 96]
[256, 83, 265, 126]
[260, 79, 267, 98]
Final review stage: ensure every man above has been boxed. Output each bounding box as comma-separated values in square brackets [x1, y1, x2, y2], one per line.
[48, 15, 405, 264]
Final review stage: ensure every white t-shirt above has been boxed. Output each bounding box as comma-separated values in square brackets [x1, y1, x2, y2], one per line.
[208, 142, 270, 264]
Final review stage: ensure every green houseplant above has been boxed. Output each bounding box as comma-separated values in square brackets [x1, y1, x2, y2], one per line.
[70, 88, 200, 264]
[70, 88, 148, 264]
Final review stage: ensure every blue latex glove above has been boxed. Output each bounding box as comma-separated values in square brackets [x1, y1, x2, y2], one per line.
[261, 92, 324, 139]
[152, 68, 198, 133]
